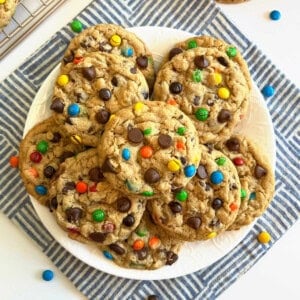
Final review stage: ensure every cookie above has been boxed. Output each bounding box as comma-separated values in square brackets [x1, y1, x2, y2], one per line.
[53, 149, 147, 246]
[98, 101, 201, 198]
[62, 23, 155, 90]
[148, 145, 241, 241]
[0, 0, 18, 29]
[153, 46, 250, 143]
[214, 135, 275, 230]
[19, 117, 85, 205]
[101, 211, 182, 269]
[51, 52, 149, 147]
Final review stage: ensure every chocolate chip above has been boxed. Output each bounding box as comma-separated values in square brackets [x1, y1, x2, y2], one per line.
[43, 166, 56, 179]
[109, 243, 126, 255]
[168, 201, 182, 213]
[136, 247, 148, 260]
[217, 109, 232, 123]
[88, 167, 104, 182]
[111, 76, 118, 86]
[193, 96, 200, 105]
[158, 134, 172, 149]
[166, 251, 178, 265]
[65, 207, 83, 223]
[169, 82, 182, 94]
[116, 197, 131, 212]
[47, 197, 58, 212]
[180, 157, 187, 165]
[254, 165, 267, 179]
[50, 98, 64, 113]
[144, 168, 160, 184]
[128, 128, 144, 144]
[197, 165, 208, 179]
[63, 53, 74, 64]
[62, 181, 76, 194]
[207, 99, 214, 106]
[194, 55, 209, 69]
[82, 66, 96, 81]
[186, 216, 201, 229]
[217, 56, 229, 67]
[168, 47, 183, 60]
[225, 138, 240, 151]
[130, 67, 137, 74]
[99, 88, 111, 101]
[50, 132, 61, 143]
[212, 198, 223, 210]
[89, 232, 107, 243]
[205, 143, 214, 153]
[60, 151, 74, 162]
[230, 183, 238, 190]
[102, 158, 117, 173]
[122, 214, 135, 227]
[95, 109, 111, 124]
[136, 56, 148, 69]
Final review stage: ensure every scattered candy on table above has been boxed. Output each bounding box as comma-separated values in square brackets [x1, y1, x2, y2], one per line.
[42, 269, 54, 281]
[257, 231, 271, 244]
[70, 19, 83, 32]
[269, 10, 281, 21]
[262, 85, 275, 97]
[9, 155, 19, 168]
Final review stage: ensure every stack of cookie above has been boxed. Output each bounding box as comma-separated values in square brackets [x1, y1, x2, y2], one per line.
[18, 24, 275, 270]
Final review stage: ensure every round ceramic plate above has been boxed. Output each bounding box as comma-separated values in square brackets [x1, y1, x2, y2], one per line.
[23, 26, 276, 280]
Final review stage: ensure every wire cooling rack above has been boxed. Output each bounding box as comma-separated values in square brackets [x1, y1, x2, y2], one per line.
[0, 0, 65, 59]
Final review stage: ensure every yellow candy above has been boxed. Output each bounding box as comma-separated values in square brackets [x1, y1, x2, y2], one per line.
[70, 135, 82, 144]
[213, 73, 223, 85]
[207, 232, 217, 239]
[0, 0, 6, 3]
[57, 75, 69, 86]
[110, 34, 121, 47]
[217, 87, 230, 99]
[167, 159, 181, 172]
[257, 231, 271, 244]
[134, 102, 144, 112]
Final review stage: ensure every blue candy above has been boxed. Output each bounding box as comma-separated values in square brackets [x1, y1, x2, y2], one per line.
[68, 103, 80, 116]
[270, 10, 281, 21]
[121, 47, 134, 57]
[35, 185, 47, 195]
[184, 165, 196, 177]
[42, 269, 54, 281]
[262, 85, 275, 97]
[249, 192, 256, 200]
[122, 148, 131, 160]
[103, 250, 113, 260]
[210, 170, 224, 185]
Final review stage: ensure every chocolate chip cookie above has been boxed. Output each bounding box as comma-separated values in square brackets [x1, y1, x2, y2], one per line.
[0, 0, 18, 29]
[62, 23, 155, 89]
[19, 117, 85, 205]
[54, 149, 147, 245]
[98, 101, 201, 198]
[148, 145, 241, 241]
[214, 135, 275, 230]
[51, 52, 149, 147]
[154, 46, 250, 143]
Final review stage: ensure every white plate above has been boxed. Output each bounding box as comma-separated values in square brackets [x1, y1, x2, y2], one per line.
[23, 27, 276, 280]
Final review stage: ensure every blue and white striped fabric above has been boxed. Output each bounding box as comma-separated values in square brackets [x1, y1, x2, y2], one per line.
[0, 0, 299, 299]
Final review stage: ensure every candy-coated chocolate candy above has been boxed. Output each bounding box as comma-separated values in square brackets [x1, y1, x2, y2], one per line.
[226, 46, 237, 58]
[57, 74, 69, 86]
[125, 179, 139, 192]
[216, 157, 226, 166]
[28, 167, 39, 178]
[143, 128, 152, 136]
[176, 141, 185, 150]
[175, 189, 188, 202]
[270, 10, 281, 20]
[35, 185, 47, 195]
[167, 98, 177, 105]
[121, 46, 134, 57]
[30, 151, 42, 163]
[140, 145, 153, 158]
[70, 19, 83, 32]
[103, 250, 113, 260]
[210, 170, 224, 184]
[229, 202, 238, 212]
[149, 236, 161, 249]
[99, 88, 111, 101]
[233, 157, 244, 166]
[144, 168, 160, 183]
[42, 270, 54, 281]
[217, 87, 230, 99]
[136, 228, 147, 237]
[169, 82, 182, 94]
[43, 166, 56, 179]
[195, 108, 209, 121]
[176, 127, 186, 136]
[213, 73, 222, 85]
[134, 102, 144, 113]
[262, 85, 275, 97]
[207, 231, 217, 239]
[67, 103, 80, 117]
[92, 209, 105, 222]
[110, 34, 121, 47]
[141, 191, 154, 197]
[36, 140, 48, 154]
[167, 159, 181, 172]
[70, 135, 82, 144]
[73, 56, 84, 64]
[122, 148, 131, 161]
[257, 231, 271, 243]
[133, 239, 145, 250]
[184, 165, 196, 177]
[249, 192, 256, 200]
[9, 156, 19, 168]
[0, 0, 6, 4]
[241, 188, 247, 199]
[76, 181, 88, 193]
[192, 69, 202, 82]
[136, 56, 148, 68]
[187, 39, 197, 49]
[102, 221, 115, 233]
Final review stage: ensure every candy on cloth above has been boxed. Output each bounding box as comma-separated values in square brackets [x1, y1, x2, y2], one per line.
[257, 231, 271, 243]
[262, 85, 275, 97]
[270, 10, 281, 21]
[226, 46, 237, 58]
[9, 155, 19, 168]
[70, 20, 83, 32]
[42, 270, 54, 281]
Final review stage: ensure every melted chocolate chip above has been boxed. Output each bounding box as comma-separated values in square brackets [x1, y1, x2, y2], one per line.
[122, 214, 135, 227]
[65, 207, 83, 223]
[116, 197, 131, 212]
[63, 53, 74, 64]
[136, 247, 148, 260]
[50, 132, 61, 143]
[62, 181, 76, 194]
[180, 157, 187, 165]
[168, 201, 182, 213]
[89, 232, 107, 243]
[217, 109, 232, 123]
[60, 151, 74, 163]
[111, 76, 118, 86]
[130, 67, 137, 74]
[168, 47, 183, 60]
[128, 128, 144, 144]
[47, 197, 58, 212]
[136, 56, 148, 69]
[88, 167, 104, 182]
[217, 56, 229, 67]
[212, 198, 223, 210]
[230, 183, 238, 190]
[158, 134, 172, 149]
[50, 98, 64, 113]
[102, 158, 117, 173]
[169, 82, 182, 94]
[171, 185, 183, 193]
[109, 243, 125, 255]
[82, 66, 96, 81]
[43, 166, 56, 179]
[197, 165, 208, 179]
[166, 251, 178, 265]
[225, 138, 240, 152]
[95, 109, 111, 124]
[99, 88, 111, 101]
[254, 165, 267, 179]
[144, 168, 160, 184]
[194, 55, 209, 69]
[186, 216, 201, 229]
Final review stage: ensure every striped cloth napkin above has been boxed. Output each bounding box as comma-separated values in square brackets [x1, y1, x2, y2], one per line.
[0, 0, 299, 299]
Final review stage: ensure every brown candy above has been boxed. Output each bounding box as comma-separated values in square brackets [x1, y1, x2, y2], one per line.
[99, 88, 111, 101]
[50, 98, 65, 113]
[168, 201, 182, 213]
[89, 232, 107, 243]
[254, 165, 267, 179]
[186, 216, 201, 229]
[168, 47, 183, 60]
[122, 214, 135, 227]
[165, 251, 178, 265]
[217, 109, 232, 123]
[95, 109, 111, 124]
[109, 243, 125, 255]
[102, 158, 117, 173]
[82, 66, 96, 81]
[144, 168, 160, 184]
[194, 55, 209, 69]
[136, 56, 148, 69]
[128, 128, 143, 144]
[116, 197, 131, 212]
[225, 138, 240, 152]
[169, 82, 182, 94]
[197, 165, 208, 179]
[212, 198, 223, 210]
[43, 166, 56, 179]
[88, 167, 104, 182]
[65, 207, 83, 223]
[158, 134, 172, 149]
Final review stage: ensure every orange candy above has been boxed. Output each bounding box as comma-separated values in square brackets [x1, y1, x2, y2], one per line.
[140, 145, 153, 158]
[28, 167, 39, 178]
[73, 56, 84, 64]
[148, 236, 161, 249]
[9, 156, 19, 168]
[132, 239, 145, 250]
[76, 181, 88, 194]
[167, 99, 177, 105]
[230, 203, 238, 212]
[176, 141, 185, 150]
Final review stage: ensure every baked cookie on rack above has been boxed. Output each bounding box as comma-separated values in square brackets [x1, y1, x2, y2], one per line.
[0, 0, 18, 29]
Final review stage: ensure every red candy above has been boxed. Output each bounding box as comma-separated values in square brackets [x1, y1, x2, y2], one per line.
[9, 156, 19, 168]
[89, 183, 98, 192]
[73, 56, 84, 64]
[233, 157, 244, 166]
[30, 151, 42, 163]
[76, 181, 88, 193]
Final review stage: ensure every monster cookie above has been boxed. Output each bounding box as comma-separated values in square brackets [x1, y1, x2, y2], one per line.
[101, 211, 182, 269]
[98, 101, 201, 198]
[148, 145, 241, 241]
[214, 135, 275, 230]
[54, 149, 147, 245]
[19, 117, 85, 205]
[51, 52, 149, 147]
[62, 23, 155, 89]
[154, 46, 250, 143]
[0, 0, 18, 29]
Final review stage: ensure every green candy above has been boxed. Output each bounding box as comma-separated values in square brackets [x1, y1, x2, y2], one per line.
[136, 228, 147, 237]
[70, 20, 83, 33]
[176, 127, 186, 136]
[187, 40, 197, 49]
[241, 188, 247, 199]
[195, 108, 209, 121]
[216, 157, 226, 166]
[192, 69, 202, 82]
[226, 46, 237, 58]
[141, 191, 154, 197]
[143, 128, 152, 136]
[36, 140, 48, 154]
[176, 190, 188, 202]
[92, 209, 105, 222]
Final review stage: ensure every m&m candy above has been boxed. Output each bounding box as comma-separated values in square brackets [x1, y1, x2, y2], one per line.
[122, 148, 131, 161]
[257, 231, 271, 243]
[270, 10, 281, 21]
[210, 170, 224, 184]
[70, 20, 83, 32]
[184, 165, 196, 177]
[9, 156, 19, 168]
[42, 269, 54, 281]
[68, 103, 80, 116]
